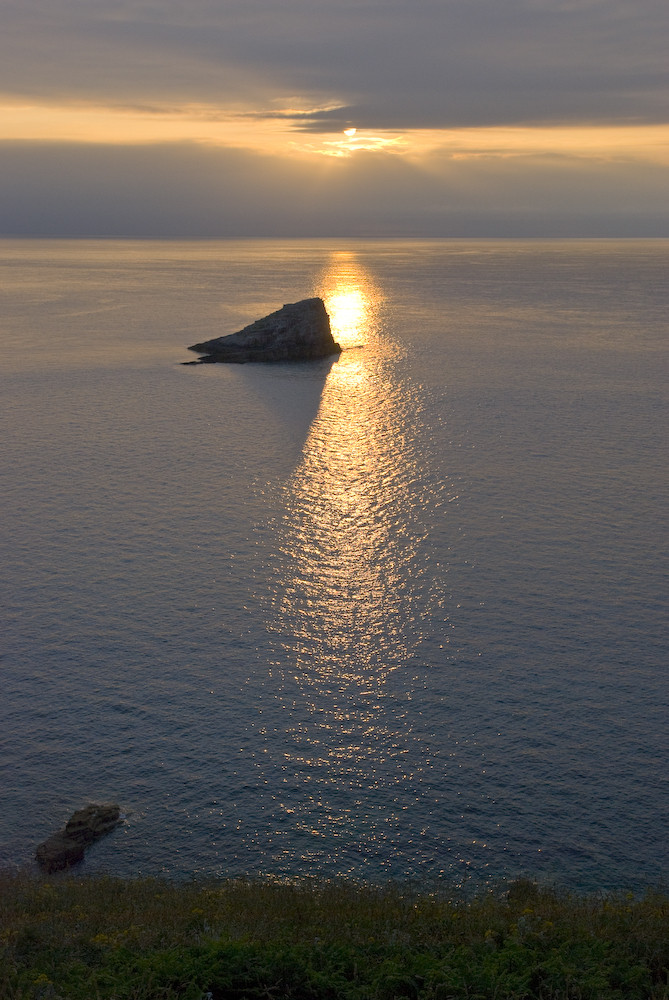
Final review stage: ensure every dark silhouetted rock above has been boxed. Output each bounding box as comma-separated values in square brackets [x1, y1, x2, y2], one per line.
[36, 803, 122, 873]
[35, 833, 86, 872]
[186, 297, 341, 364]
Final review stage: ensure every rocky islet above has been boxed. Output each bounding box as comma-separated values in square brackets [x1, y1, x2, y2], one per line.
[186, 297, 341, 363]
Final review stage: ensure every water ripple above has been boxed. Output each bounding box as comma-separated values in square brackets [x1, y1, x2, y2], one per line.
[259, 252, 451, 875]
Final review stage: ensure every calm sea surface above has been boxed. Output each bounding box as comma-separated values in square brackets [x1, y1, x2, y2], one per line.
[1, 238, 667, 892]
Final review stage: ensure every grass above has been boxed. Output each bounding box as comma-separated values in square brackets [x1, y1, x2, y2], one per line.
[0, 872, 667, 999]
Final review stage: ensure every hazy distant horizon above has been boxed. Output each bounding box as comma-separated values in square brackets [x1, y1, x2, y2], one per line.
[3, 227, 669, 239]
[3, 231, 669, 241]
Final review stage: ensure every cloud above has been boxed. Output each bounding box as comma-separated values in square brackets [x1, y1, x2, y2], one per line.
[0, 0, 667, 235]
[1, 139, 667, 237]
[1, 0, 668, 128]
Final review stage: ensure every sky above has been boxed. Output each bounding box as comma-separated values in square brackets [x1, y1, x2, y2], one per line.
[1, 0, 668, 237]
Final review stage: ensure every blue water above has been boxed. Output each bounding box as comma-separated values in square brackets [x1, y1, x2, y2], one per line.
[1, 238, 667, 891]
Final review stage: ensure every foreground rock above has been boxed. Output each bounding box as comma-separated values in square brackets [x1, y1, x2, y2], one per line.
[36, 803, 122, 873]
[186, 297, 341, 364]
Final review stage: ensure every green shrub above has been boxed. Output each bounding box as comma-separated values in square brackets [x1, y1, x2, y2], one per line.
[0, 872, 667, 999]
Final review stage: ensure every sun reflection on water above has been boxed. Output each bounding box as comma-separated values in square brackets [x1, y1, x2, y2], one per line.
[263, 252, 443, 872]
[323, 281, 371, 350]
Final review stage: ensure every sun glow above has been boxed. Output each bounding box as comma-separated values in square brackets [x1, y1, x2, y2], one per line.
[0, 98, 408, 157]
[1, 97, 667, 167]
[310, 127, 407, 157]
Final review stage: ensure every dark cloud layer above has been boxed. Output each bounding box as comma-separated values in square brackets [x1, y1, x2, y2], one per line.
[2, 0, 668, 127]
[2, 140, 667, 238]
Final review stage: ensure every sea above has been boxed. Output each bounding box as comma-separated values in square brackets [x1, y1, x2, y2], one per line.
[1, 238, 667, 893]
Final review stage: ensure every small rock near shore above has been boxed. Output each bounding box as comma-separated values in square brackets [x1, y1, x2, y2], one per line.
[36, 803, 122, 873]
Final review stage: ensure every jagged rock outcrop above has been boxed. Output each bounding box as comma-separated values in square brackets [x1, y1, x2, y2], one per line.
[36, 803, 122, 873]
[186, 297, 341, 364]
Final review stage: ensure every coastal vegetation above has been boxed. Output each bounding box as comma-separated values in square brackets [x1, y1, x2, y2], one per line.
[1, 872, 667, 999]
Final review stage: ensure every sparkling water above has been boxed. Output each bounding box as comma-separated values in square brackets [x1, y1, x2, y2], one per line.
[1, 238, 667, 891]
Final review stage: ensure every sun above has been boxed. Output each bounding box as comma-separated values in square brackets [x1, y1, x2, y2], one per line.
[343, 127, 357, 137]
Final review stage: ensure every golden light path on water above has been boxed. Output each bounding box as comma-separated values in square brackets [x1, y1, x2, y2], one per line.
[264, 253, 448, 872]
